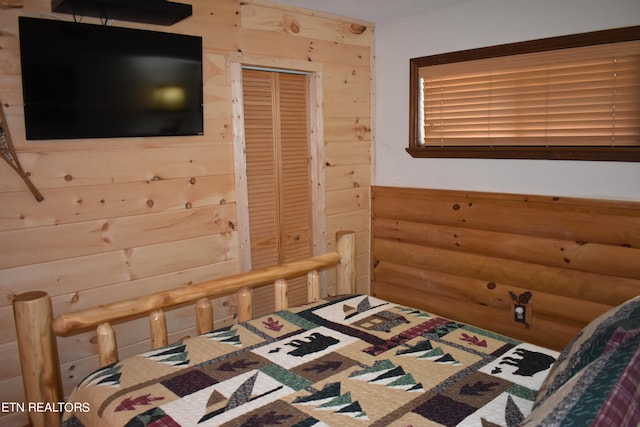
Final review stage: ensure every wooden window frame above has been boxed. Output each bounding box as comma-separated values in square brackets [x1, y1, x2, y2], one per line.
[407, 26, 640, 161]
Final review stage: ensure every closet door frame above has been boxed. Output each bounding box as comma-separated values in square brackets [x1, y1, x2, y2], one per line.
[230, 53, 327, 291]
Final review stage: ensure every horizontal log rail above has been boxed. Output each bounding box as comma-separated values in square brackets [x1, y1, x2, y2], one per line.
[53, 251, 341, 335]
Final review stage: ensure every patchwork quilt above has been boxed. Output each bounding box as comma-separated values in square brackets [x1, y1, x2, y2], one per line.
[61, 295, 559, 426]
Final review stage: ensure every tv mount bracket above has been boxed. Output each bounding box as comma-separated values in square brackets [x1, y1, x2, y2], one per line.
[51, 0, 192, 26]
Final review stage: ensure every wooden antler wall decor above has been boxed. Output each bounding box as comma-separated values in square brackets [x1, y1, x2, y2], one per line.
[0, 100, 44, 202]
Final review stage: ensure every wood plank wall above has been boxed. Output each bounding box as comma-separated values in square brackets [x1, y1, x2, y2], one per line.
[0, 1, 371, 425]
[372, 186, 640, 351]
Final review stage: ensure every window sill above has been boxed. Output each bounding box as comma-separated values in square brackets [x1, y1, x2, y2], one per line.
[406, 146, 640, 161]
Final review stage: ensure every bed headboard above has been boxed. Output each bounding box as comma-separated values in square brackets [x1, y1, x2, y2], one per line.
[12, 231, 357, 427]
[371, 186, 640, 350]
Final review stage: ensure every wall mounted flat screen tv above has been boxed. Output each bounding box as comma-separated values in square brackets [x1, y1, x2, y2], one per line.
[19, 16, 203, 140]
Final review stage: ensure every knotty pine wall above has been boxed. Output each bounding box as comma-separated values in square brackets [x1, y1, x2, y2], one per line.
[0, 1, 371, 424]
[372, 186, 640, 351]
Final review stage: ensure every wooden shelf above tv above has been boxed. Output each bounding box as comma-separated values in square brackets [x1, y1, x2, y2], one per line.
[51, 0, 192, 26]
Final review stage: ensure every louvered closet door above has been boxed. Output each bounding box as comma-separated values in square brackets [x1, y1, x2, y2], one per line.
[242, 69, 312, 316]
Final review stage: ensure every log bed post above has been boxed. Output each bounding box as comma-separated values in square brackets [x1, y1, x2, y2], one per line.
[196, 298, 214, 334]
[149, 310, 168, 349]
[97, 323, 119, 366]
[12, 291, 63, 427]
[237, 286, 253, 322]
[307, 270, 320, 302]
[274, 278, 288, 311]
[336, 230, 357, 295]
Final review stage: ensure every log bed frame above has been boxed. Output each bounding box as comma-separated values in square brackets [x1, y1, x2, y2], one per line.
[12, 231, 357, 427]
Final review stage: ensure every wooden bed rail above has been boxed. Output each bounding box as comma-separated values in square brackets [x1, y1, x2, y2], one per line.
[13, 230, 355, 427]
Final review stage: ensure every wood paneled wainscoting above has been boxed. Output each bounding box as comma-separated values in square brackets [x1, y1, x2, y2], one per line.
[371, 186, 640, 351]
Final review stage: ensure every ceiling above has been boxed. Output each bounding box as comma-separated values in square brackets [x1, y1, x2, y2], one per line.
[272, 0, 464, 23]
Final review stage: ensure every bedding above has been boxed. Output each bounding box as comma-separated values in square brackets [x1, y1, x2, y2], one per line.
[61, 294, 560, 427]
[522, 333, 640, 426]
[524, 295, 640, 427]
[534, 295, 640, 407]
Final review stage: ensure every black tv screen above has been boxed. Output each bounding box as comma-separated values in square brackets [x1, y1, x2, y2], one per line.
[19, 17, 203, 140]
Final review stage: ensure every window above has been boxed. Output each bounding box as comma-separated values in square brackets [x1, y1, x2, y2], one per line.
[408, 26, 640, 161]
